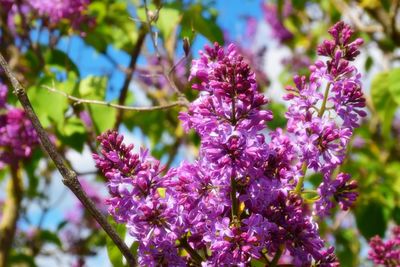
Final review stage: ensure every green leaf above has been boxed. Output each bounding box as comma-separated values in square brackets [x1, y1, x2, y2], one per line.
[393, 205, 400, 224]
[85, 2, 137, 53]
[181, 5, 224, 44]
[267, 102, 287, 130]
[78, 75, 115, 134]
[79, 76, 108, 99]
[355, 199, 389, 239]
[8, 253, 37, 267]
[251, 259, 266, 267]
[57, 117, 87, 152]
[106, 217, 126, 267]
[28, 80, 69, 128]
[370, 69, 400, 137]
[43, 48, 80, 77]
[334, 228, 360, 267]
[137, 5, 181, 40]
[40, 230, 62, 247]
[386, 68, 400, 106]
[89, 104, 117, 134]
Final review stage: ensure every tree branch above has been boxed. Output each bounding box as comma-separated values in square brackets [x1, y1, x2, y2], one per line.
[43, 85, 187, 111]
[114, 25, 148, 129]
[0, 53, 137, 267]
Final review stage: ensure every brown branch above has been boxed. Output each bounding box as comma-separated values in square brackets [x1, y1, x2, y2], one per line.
[43, 85, 187, 111]
[0, 166, 23, 267]
[114, 25, 148, 129]
[0, 54, 137, 267]
[143, 0, 190, 100]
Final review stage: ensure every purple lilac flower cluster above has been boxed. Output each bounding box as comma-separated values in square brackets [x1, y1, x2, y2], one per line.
[262, 0, 293, 43]
[29, 0, 92, 30]
[282, 21, 364, 217]
[1, 0, 92, 34]
[0, 84, 38, 169]
[368, 226, 400, 267]
[94, 22, 364, 266]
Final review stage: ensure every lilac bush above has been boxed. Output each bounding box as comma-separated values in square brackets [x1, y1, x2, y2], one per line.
[93, 22, 365, 266]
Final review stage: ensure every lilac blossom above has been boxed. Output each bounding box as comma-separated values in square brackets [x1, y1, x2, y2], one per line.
[368, 226, 400, 267]
[0, 84, 38, 168]
[29, 0, 91, 27]
[284, 22, 364, 211]
[94, 22, 363, 266]
[94, 131, 184, 265]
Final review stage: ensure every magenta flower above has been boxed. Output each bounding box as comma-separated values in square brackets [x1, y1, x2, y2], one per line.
[368, 226, 400, 267]
[0, 84, 38, 168]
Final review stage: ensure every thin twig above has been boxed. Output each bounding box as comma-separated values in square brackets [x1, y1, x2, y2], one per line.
[143, 0, 189, 100]
[330, 0, 383, 33]
[43, 85, 186, 111]
[0, 54, 137, 267]
[114, 24, 148, 129]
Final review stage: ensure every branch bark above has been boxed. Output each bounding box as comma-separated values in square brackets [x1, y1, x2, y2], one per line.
[0, 54, 137, 267]
[113, 25, 148, 129]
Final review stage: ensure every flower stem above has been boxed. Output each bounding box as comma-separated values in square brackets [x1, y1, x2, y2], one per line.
[318, 82, 331, 118]
[295, 163, 308, 193]
[230, 175, 239, 220]
[270, 245, 284, 267]
[179, 236, 203, 265]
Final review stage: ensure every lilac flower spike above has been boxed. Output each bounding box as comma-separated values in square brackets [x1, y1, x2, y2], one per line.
[94, 21, 363, 266]
[284, 22, 364, 216]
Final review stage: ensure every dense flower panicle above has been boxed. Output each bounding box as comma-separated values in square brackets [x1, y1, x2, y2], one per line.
[94, 130, 184, 265]
[0, 84, 38, 168]
[94, 22, 364, 266]
[368, 226, 400, 267]
[283, 22, 364, 215]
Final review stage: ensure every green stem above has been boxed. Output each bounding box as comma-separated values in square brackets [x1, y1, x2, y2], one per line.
[270, 245, 284, 267]
[0, 165, 23, 267]
[180, 236, 203, 265]
[230, 175, 239, 220]
[295, 163, 308, 194]
[318, 82, 331, 118]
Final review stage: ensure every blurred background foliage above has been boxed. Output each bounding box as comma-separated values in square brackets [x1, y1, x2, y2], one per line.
[0, 0, 399, 266]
